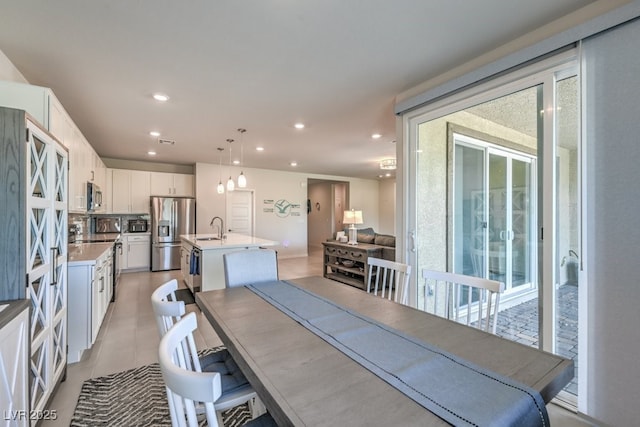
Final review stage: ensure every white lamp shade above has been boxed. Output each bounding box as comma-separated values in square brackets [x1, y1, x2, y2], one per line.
[342, 210, 363, 225]
[227, 176, 235, 192]
[217, 181, 224, 194]
[238, 171, 247, 188]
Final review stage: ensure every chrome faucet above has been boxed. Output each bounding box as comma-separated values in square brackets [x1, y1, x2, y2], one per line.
[209, 216, 224, 239]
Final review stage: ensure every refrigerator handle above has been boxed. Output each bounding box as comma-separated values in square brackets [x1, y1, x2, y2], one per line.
[172, 200, 177, 239]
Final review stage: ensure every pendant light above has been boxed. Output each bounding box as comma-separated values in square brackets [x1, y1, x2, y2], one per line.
[237, 128, 247, 188]
[226, 139, 235, 192]
[216, 147, 225, 194]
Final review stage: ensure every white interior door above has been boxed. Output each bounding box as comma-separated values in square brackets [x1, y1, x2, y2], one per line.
[226, 189, 254, 236]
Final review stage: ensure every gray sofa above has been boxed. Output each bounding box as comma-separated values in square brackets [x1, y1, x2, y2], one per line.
[348, 227, 396, 261]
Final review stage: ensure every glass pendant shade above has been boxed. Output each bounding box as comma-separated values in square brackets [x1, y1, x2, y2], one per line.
[237, 128, 248, 188]
[216, 147, 225, 194]
[227, 176, 235, 192]
[238, 171, 247, 188]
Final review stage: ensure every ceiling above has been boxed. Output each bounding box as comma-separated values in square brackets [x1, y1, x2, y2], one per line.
[0, 0, 595, 179]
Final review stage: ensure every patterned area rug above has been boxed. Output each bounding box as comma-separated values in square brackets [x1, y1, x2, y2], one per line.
[70, 347, 251, 427]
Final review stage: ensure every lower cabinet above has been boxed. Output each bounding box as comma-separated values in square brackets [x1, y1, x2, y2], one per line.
[0, 300, 29, 427]
[68, 247, 113, 363]
[122, 233, 151, 271]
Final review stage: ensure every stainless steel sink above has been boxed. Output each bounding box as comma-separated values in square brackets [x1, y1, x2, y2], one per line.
[196, 237, 220, 241]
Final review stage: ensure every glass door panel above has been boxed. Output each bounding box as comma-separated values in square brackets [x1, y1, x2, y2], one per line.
[554, 75, 579, 399]
[512, 158, 532, 289]
[413, 85, 541, 344]
[488, 152, 508, 283]
[454, 144, 485, 278]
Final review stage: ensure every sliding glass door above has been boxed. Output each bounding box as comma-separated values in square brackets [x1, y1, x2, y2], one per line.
[405, 52, 580, 403]
[454, 136, 535, 296]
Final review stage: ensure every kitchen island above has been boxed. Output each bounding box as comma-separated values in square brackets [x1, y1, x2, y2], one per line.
[180, 233, 277, 292]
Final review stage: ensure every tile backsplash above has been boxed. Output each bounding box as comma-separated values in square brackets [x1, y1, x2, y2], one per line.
[69, 213, 150, 235]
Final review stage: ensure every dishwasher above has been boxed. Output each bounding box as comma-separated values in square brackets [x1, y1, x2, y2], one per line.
[189, 247, 202, 292]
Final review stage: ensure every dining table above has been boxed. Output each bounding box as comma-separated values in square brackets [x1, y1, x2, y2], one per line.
[195, 276, 574, 426]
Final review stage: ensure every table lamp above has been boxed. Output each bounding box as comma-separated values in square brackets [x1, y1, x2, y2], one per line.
[343, 209, 363, 245]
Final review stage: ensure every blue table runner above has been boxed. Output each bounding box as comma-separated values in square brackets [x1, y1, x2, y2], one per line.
[247, 280, 549, 427]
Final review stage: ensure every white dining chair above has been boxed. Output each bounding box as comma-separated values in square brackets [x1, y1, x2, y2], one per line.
[366, 257, 412, 305]
[151, 279, 263, 424]
[223, 249, 278, 287]
[151, 279, 186, 338]
[158, 313, 277, 427]
[421, 269, 505, 334]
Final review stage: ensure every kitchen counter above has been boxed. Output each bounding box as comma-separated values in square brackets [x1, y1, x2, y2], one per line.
[68, 242, 114, 266]
[180, 233, 277, 250]
[0, 298, 30, 331]
[180, 233, 278, 292]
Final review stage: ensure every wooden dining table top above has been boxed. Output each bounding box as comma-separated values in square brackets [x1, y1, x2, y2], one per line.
[195, 276, 574, 426]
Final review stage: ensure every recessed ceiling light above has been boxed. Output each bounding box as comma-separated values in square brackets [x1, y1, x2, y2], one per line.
[372, 133, 382, 139]
[256, 147, 264, 151]
[233, 160, 240, 165]
[149, 131, 160, 137]
[294, 123, 305, 129]
[153, 93, 169, 102]
[290, 161, 298, 167]
[148, 150, 157, 156]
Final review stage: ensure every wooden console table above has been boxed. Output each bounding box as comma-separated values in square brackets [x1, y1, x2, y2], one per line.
[322, 241, 383, 289]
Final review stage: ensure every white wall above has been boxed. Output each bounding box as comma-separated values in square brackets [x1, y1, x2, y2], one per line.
[195, 163, 381, 258]
[0, 50, 27, 83]
[378, 179, 396, 235]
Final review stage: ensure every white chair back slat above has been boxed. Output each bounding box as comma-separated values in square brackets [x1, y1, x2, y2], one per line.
[159, 313, 223, 427]
[421, 269, 505, 334]
[366, 257, 412, 305]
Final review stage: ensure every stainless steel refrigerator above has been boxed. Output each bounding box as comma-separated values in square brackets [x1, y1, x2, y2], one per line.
[151, 196, 195, 271]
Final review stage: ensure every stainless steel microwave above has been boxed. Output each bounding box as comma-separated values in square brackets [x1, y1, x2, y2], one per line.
[87, 182, 102, 211]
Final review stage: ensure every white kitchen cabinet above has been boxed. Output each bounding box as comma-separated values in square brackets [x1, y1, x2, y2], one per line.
[110, 169, 151, 213]
[0, 81, 57, 129]
[68, 246, 113, 363]
[150, 172, 194, 197]
[0, 81, 106, 214]
[123, 233, 151, 271]
[0, 301, 30, 427]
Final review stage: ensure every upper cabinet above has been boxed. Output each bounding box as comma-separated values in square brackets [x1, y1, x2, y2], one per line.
[0, 81, 106, 213]
[150, 172, 194, 197]
[110, 168, 151, 214]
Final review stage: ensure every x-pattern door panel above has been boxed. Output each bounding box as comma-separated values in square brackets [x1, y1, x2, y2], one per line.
[25, 120, 68, 416]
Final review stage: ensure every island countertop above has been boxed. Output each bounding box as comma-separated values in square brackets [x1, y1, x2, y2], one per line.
[180, 233, 277, 250]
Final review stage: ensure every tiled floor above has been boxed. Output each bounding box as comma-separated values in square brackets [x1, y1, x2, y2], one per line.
[495, 283, 579, 396]
[42, 248, 593, 426]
